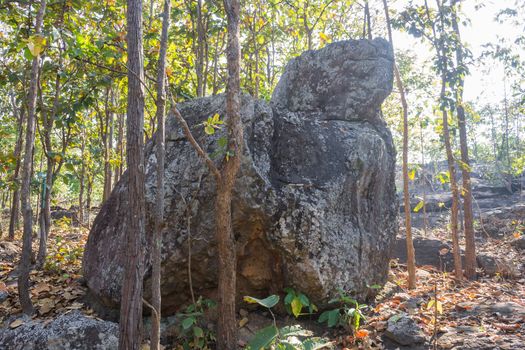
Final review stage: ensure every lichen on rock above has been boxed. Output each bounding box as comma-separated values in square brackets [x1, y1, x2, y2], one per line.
[82, 38, 398, 316]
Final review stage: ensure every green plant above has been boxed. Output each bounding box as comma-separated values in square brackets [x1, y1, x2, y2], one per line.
[176, 297, 216, 350]
[243, 295, 327, 350]
[284, 288, 317, 318]
[318, 290, 367, 332]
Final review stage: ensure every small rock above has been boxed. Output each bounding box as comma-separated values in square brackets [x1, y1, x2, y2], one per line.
[416, 269, 431, 278]
[384, 313, 426, 346]
[476, 255, 498, 276]
[0, 291, 8, 303]
[239, 308, 249, 318]
[510, 236, 525, 250]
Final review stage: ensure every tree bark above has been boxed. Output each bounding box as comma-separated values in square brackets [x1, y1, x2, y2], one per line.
[8, 99, 26, 240]
[151, 1, 170, 349]
[382, 0, 416, 289]
[427, 0, 463, 280]
[196, 0, 205, 97]
[451, 1, 476, 279]
[118, 0, 146, 348]
[18, 0, 46, 316]
[217, 0, 242, 348]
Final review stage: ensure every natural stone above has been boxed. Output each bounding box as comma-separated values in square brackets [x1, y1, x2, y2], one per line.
[0, 311, 118, 350]
[384, 314, 426, 346]
[83, 38, 397, 315]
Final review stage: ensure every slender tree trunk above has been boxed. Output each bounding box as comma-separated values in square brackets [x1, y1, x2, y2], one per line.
[151, 1, 170, 349]
[9, 102, 26, 240]
[503, 76, 512, 192]
[86, 176, 92, 227]
[37, 157, 53, 267]
[440, 78, 463, 280]
[382, 0, 416, 289]
[78, 135, 86, 225]
[420, 122, 429, 236]
[217, 0, 241, 347]
[365, 1, 372, 40]
[119, 0, 146, 348]
[428, 0, 463, 280]
[196, 0, 205, 97]
[103, 86, 112, 202]
[451, 2, 476, 279]
[18, 0, 46, 315]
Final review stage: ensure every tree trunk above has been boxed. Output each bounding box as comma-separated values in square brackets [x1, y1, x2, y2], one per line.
[37, 157, 53, 267]
[116, 112, 125, 182]
[151, 1, 170, 349]
[78, 134, 86, 225]
[382, 0, 416, 289]
[217, 0, 241, 347]
[451, 2, 476, 279]
[9, 100, 26, 240]
[118, 0, 146, 348]
[18, 0, 46, 315]
[103, 86, 113, 202]
[429, 0, 463, 280]
[196, 0, 205, 97]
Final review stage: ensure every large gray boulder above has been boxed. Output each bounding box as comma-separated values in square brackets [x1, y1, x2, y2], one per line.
[0, 311, 118, 349]
[83, 38, 397, 316]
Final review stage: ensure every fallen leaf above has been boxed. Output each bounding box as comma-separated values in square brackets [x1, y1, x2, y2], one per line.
[9, 319, 24, 328]
[238, 317, 248, 328]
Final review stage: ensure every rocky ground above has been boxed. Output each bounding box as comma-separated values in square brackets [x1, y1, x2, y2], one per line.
[0, 187, 524, 349]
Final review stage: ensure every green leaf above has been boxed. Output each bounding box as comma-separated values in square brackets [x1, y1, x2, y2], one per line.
[218, 136, 228, 148]
[193, 326, 204, 338]
[291, 297, 302, 318]
[181, 317, 194, 330]
[243, 295, 279, 309]
[298, 293, 310, 306]
[327, 309, 340, 327]
[204, 124, 215, 135]
[413, 200, 425, 213]
[247, 325, 278, 350]
[279, 325, 308, 337]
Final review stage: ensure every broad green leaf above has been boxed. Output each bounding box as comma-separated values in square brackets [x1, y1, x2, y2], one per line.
[247, 325, 278, 350]
[291, 297, 302, 318]
[181, 317, 194, 330]
[327, 309, 340, 327]
[193, 326, 203, 337]
[298, 293, 310, 306]
[243, 295, 279, 309]
[303, 338, 328, 350]
[279, 324, 308, 337]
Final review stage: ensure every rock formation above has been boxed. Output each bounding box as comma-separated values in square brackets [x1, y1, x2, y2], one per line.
[82, 38, 397, 316]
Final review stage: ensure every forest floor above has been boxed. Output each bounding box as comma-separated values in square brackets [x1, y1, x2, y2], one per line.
[0, 212, 524, 349]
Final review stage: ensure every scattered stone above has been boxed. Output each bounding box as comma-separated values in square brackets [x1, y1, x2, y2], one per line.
[0, 291, 8, 303]
[0, 311, 118, 350]
[510, 236, 525, 250]
[384, 313, 426, 346]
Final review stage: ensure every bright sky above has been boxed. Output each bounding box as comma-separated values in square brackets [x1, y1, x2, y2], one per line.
[392, 0, 523, 105]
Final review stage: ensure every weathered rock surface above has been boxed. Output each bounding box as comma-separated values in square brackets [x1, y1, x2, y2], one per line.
[0, 311, 118, 349]
[83, 38, 397, 315]
[384, 314, 426, 346]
